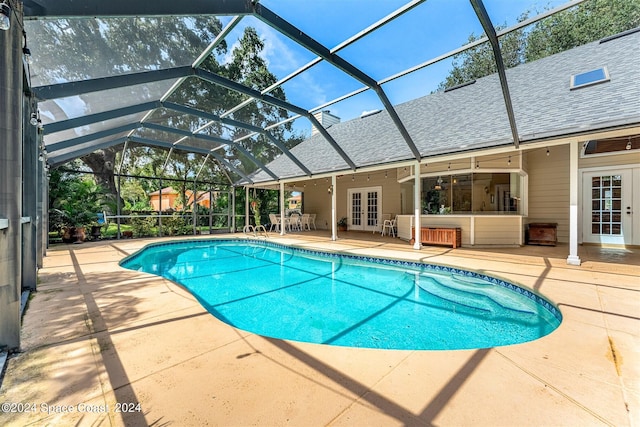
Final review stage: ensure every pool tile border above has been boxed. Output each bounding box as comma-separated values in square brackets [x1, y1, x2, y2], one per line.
[120, 238, 562, 322]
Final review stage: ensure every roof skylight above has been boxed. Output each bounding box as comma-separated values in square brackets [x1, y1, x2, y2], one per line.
[570, 67, 609, 90]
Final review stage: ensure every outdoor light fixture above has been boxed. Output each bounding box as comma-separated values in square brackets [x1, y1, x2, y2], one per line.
[0, 2, 11, 31]
[508, 156, 511, 166]
[30, 113, 38, 126]
[546, 148, 550, 156]
[22, 46, 31, 63]
[434, 176, 443, 190]
[626, 138, 632, 150]
[327, 185, 333, 195]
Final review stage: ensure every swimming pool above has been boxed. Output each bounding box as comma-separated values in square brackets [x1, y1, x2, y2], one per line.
[120, 239, 561, 350]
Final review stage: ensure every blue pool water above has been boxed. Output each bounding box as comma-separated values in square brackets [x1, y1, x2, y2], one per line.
[120, 239, 561, 350]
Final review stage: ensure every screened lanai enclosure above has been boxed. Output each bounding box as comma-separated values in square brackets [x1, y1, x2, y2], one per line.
[3, 0, 640, 351]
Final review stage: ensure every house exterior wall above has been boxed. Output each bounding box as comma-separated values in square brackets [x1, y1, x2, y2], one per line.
[474, 216, 522, 245]
[335, 171, 403, 228]
[526, 143, 639, 244]
[286, 142, 637, 244]
[300, 184, 332, 229]
[301, 171, 403, 230]
[149, 193, 179, 211]
[525, 145, 570, 242]
[579, 150, 640, 169]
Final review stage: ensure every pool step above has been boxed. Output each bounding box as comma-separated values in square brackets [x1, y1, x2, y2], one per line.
[412, 273, 536, 318]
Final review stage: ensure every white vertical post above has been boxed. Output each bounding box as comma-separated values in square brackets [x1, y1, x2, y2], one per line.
[230, 188, 236, 232]
[331, 175, 337, 241]
[245, 186, 250, 228]
[280, 181, 286, 236]
[567, 141, 581, 265]
[413, 162, 422, 250]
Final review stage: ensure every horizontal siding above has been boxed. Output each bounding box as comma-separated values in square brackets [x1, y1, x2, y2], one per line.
[580, 151, 640, 169]
[525, 145, 570, 242]
[474, 216, 521, 245]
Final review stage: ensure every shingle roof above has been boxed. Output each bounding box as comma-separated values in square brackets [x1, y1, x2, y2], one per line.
[247, 29, 640, 184]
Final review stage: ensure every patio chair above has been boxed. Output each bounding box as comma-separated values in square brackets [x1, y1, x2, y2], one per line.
[289, 213, 301, 231]
[309, 213, 317, 230]
[373, 213, 391, 234]
[268, 213, 281, 232]
[301, 213, 311, 231]
[381, 215, 397, 237]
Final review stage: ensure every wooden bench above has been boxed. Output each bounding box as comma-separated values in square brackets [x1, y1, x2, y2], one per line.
[410, 227, 462, 248]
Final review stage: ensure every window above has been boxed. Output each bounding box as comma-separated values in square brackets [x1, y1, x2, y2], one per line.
[570, 67, 609, 90]
[421, 173, 521, 215]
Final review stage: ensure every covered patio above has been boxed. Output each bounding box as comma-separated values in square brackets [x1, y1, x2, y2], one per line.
[0, 233, 638, 425]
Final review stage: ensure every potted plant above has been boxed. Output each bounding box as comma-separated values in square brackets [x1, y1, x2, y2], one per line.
[337, 217, 348, 231]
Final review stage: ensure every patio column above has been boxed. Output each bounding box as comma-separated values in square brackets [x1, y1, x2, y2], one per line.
[413, 162, 422, 250]
[230, 187, 236, 232]
[280, 181, 285, 236]
[567, 141, 581, 265]
[245, 186, 250, 228]
[331, 175, 337, 241]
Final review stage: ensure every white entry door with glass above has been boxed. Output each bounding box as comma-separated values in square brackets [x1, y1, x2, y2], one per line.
[582, 168, 638, 245]
[347, 187, 382, 231]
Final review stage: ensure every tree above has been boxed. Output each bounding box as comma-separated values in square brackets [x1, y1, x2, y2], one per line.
[524, 0, 640, 61]
[438, 0, 640, 90]
[437, 22, 526, 91]
[30, 16, 228, 196]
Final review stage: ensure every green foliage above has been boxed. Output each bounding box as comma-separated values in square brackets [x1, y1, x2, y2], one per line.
[120, 178, 152, 211]
[439, 0, 640, 90]
[524, 0, 640, 62]
[49, 170, 112, 229]
[161, 214, 192, 236]
[130, 215, 157, 238]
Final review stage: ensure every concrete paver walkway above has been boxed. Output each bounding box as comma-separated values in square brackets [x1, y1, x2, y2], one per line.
[1, 233, 638, 426]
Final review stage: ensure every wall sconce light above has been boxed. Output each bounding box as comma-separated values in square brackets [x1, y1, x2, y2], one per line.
[546, 148, 550, 156]
[327, 185, 333, 195]
[507, 156, 511, 166]
[0, 2, 11, 31]
[23, 46, 32, 64]
[30, 113, 38, 126]
[626, 138, 632, 150]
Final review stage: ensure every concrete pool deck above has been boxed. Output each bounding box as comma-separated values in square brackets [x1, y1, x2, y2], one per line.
[0, 232, 638, 426]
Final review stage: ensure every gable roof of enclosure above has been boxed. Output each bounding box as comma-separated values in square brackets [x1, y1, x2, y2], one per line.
[24, 0, 595, 185]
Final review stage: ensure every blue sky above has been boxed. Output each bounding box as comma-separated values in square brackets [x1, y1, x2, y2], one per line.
[220, 0, 568, 135]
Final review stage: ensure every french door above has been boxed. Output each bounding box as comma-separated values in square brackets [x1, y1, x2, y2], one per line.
[582, 168, 638, 245]
[347, 187, 382, 231]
